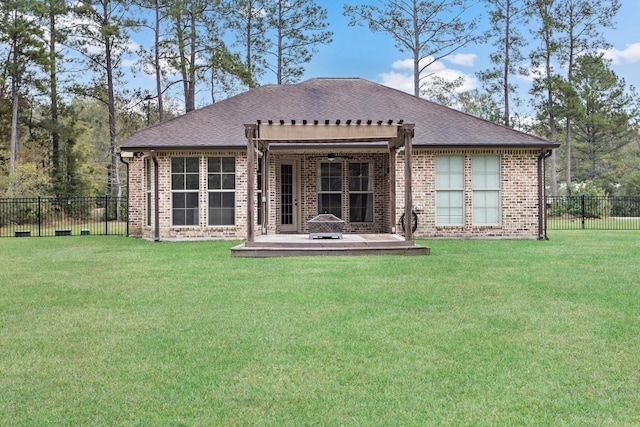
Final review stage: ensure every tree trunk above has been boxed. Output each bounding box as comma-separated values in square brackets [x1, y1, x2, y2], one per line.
[50, 4, 61, 193]
[503, 0, 511, 127]
[412, 2, 420, 97]
[155, 0, 164, 122]
[103, 6, 121, 216]
[10, 75, 19, 178]
[276, 0, 283, 85]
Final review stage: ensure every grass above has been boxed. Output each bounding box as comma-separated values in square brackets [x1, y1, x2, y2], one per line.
[1, 232, 639, 425]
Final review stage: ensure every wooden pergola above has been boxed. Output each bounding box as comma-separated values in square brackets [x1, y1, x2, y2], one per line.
[244, 121, 415, 243]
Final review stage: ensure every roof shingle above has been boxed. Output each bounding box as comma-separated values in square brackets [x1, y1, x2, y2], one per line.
[122, 78, 554, 150]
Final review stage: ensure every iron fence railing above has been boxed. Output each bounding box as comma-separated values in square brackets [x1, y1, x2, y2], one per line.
[0, 196, 127, 238]
[547, 195, 640, 230]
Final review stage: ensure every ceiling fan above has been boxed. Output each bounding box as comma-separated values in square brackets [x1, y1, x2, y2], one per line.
[315, 153, 353, 161]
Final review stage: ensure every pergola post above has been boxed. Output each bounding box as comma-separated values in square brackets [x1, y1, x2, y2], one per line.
[403, 124, 414, 242]
[245, 124, 257, 242]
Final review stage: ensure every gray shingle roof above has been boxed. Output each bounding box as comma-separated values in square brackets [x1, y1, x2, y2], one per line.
[122, 78, 555, 150]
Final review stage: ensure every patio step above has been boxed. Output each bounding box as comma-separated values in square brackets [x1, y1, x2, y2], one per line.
[231, 234, 430, 257]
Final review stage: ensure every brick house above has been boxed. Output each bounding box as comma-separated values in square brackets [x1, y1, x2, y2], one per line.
[121, 78, 558, 244]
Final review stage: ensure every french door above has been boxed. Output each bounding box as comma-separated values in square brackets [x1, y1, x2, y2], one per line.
[280, 160, 300, 233]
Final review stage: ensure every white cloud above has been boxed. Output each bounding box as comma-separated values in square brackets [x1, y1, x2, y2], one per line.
[445, 53, 477, 67]
[379, 57, 477, 95]
[602, 43, 640, 64]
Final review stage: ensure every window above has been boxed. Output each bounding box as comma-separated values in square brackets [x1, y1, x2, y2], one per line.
[436, 156, 464, 225]
[349, 162, 373, 222]
[208, 156, 235, 226]
[472, 156, 501, 225]
[317, 162, 342, 217]
[171, 157, 200, 226]
[257, 158, 262, 225]
[145, 158, 152, 226]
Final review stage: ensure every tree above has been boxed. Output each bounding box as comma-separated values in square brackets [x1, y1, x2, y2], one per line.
[477, 0, 527, 127]
[132, 0, 168, 122]
[344, 0, 483, 97]
[265, 0, 332, 85]
[555, 0, 620, 195]
[0, 0, 47, 185]
[72, 0, 135, 204]
[32, 0, 85, 197]
[527, 0, 562, 197]
[162, 0, 252, 109]
[569, 54, 637, 186]
[223, 0, 268, 87]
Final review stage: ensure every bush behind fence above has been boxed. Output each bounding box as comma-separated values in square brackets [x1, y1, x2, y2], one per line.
[0, 196, 127, 237]
[547, 195, 640, 230]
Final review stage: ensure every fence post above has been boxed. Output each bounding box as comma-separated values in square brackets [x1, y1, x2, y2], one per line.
[38, 196, 41, 237]
[105, 195, 109, 235]
[581, 195, 586, 229]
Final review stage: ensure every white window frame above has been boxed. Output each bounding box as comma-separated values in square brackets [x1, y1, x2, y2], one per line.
[472, 155, 501, 225]
[348, 162, 374, 223]
[171, 157, 200, 227]
[207, 156, 236, 226]
[435, 155, 465, 225]
[317, 162, 343, 218]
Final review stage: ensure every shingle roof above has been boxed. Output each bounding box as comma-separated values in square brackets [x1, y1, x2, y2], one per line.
[122, 78, 555, 150]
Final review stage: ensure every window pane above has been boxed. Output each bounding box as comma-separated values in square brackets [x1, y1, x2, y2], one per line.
[221, 157, 235, 173]
[350, 194, 373, 222]
[171, 157, 184, 173]
[319, 194, 342, 217]
[186, 174, 199, 190]
[172, 192, 185, 209]
[208, 157, 221, 173]
[186, 193, 199, 209]
[210, 192, 221, 207]
[208, 174, 221, 190]
[172, 174, 185, 190]
[185, 209, 198, 225]
[221, 174, 235, 190]
[222, 192, 234, 208]
[208, 192, 235, 225]
[173, 210, 185, 226]
[473, 191, 500, 225]
[436, 191, 464, 225]
[472, 156, 500, 189]
[186, 157, 199, 173]
[436, 156, 464, 189]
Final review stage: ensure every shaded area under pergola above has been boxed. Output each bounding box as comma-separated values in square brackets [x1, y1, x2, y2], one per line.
[244, 121, 416, 243]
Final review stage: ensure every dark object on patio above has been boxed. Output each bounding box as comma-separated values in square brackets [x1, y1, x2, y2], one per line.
[15, 230, 31, 237]
[308, 214, 344, 239]
[55, 229, 72, 236]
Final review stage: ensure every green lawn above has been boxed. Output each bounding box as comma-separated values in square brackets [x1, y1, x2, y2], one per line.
[1, 233, 639, 425]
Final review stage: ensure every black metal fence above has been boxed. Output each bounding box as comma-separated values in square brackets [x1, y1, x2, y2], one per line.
[547, 195, 640, 230]
[0, 196, 127, 238]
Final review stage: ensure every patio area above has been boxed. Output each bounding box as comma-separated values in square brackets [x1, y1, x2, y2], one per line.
[231, 234, 430, 257]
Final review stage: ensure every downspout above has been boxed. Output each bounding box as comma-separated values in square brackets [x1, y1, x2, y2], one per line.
[538, 149, 552, 240]
[151, 150, 160, 242]
[118, 152, 130, 236]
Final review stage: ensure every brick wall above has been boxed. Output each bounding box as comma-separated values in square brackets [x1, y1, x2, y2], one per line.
[397, 149, 541, 239]
[127, 148, 542, 240]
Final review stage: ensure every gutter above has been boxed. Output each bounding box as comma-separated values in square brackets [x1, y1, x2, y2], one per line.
[151, 150, 160, 241]
[538, 149, 553, 240]
[118, 152, 130, 236]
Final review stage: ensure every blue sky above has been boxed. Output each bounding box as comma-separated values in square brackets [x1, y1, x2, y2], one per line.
[299, 1, 640, 106]
[126, 1, 640, 113]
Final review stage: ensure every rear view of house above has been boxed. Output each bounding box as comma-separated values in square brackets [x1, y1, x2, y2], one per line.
[121, 78, 557, 245]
